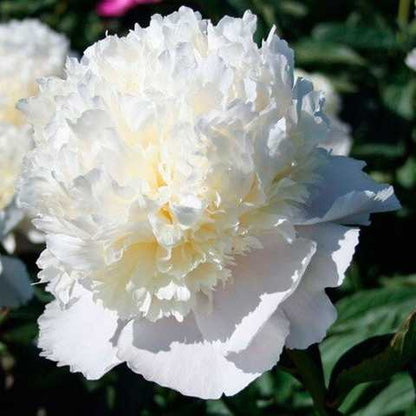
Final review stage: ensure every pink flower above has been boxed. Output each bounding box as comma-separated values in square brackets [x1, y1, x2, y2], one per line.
[97, 0, 161, 17]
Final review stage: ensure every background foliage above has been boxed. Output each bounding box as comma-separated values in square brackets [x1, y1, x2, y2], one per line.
[0, 0, 415, 415]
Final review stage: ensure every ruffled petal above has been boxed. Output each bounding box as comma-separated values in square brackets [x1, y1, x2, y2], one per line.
[194, 233, 316, 353]
[38, 285, 121, 379]
[0, 256, 33, 307]
[301, 156, 400, 225]
[0, 200, 24, 238]
[226, 310, 289, 374]
[322, 117, 352, 156]
[116, 233, 315, 399]
[117, 310, 291, 399]
[282, 223, 359, 349]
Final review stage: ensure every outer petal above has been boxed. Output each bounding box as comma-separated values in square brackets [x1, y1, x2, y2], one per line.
[301, 156, 400, 225]
[0, 256, 33, 307]
[38, 285, 121, 379]
[226, 310, 290, 374]
[116, 310, 291, 399]
[0, 200, 24, 238]
[194, 233, 316, 353]
[282, 223, 359, 349]
[45, 234, 103, 271]
[321, 117, 352, 156]
[116, 234, 315, 399]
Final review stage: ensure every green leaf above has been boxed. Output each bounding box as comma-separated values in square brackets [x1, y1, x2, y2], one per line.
[312, 23, 398, 51]
[321, 286, 416, 375]
[353, 143, 405, 160]
[327, 310, 416, 408]
[2, 322, 38, 344]
[331, 287, 416, 334]
[206, 399, 232, 415]
[336, 374, 415, 415]
[380, 275, 416, 288]
[225, 0, 252, 14]
[354, 373, 415, 416]
[279, 1, 308, 17]
[397, 157, 416, 189]
[0, 341, 8, 355]
[381, 79, 416, 120]
[294, 40, 365, 66]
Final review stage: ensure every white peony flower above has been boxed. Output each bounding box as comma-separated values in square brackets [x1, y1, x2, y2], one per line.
[18, 8, 399, 399]
[0, 19, 68, 219]
[0, 19, 68, 306]
[295, 69, 352, 156]
[406, 48, 416, 71]
[0, 19, 69, 127]
[0, 124, 31, 223]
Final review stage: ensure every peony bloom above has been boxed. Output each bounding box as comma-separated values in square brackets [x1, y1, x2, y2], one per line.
[0, 19, 68, 306]
[0, 124, 31, 229]
[295, 69, 352, 156]
[0, 126, 33, 308]
[406, 49, 416, 71]
[97, 0, 162, 17]
[18, 8, 399, 399]
[0, 20, 69, 129]
[0, 20, 68, 236]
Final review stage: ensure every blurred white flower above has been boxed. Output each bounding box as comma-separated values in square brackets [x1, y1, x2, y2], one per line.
[295, 69, 352, 156]
[406, 49, 416, 71]
[0, 19, 68, 306]
[18, 8, 399, 398]
[0, 124, 31, 222]
[0, 19, 69, 128]
[0, 19, 68, 237]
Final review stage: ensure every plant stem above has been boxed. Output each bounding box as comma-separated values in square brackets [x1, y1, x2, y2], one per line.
[285, 347, 340, 416]
[398, 0, 411, 27]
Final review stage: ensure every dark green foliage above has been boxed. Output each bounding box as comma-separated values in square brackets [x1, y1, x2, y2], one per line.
[327, 311, 416, 408]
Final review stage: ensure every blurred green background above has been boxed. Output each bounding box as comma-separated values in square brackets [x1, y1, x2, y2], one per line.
[0, 0, 415, 415]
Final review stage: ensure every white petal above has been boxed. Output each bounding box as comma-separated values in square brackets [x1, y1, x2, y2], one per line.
[46, 234, 102, 271]
[321, 117, 352, 156]
[227, 310, 289, 374]
[194, 233, 316, 353]
[283, 223, 359, 349]
[0, 256, 33, 307]
[38, 285, 121, 379]
[115, 233, 314, 399]
[0, 201, 24, 238]
[2, 234, 16, 254]
[301, 156, 400, 225]
[171, 195, 204, 227]
[117, 310, 290, 399]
